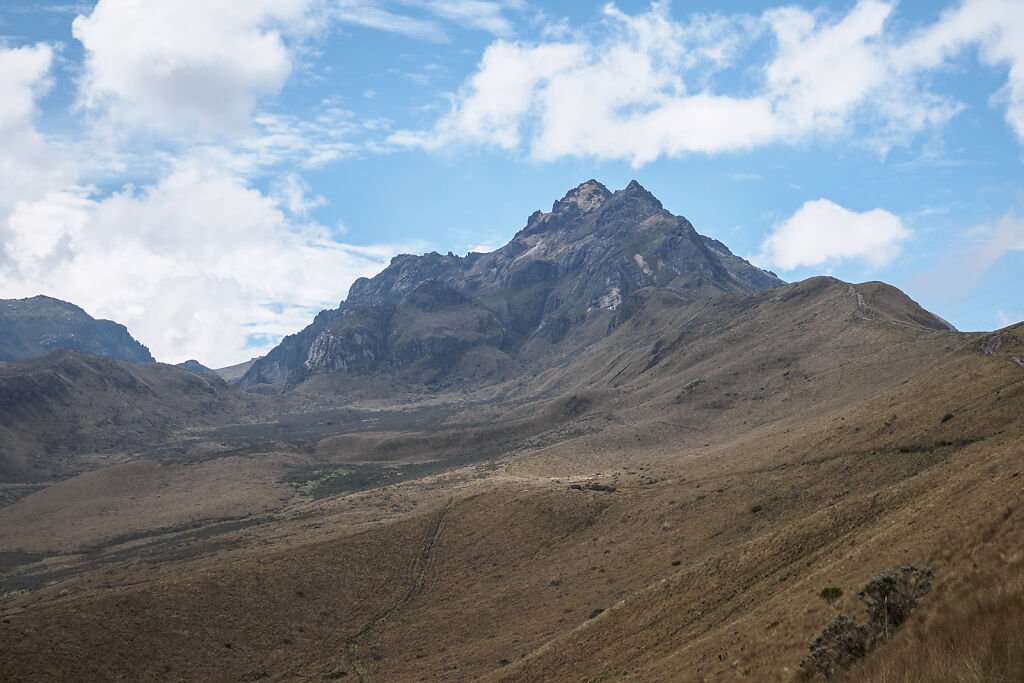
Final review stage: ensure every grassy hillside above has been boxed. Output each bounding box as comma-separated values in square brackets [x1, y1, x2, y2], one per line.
[0, 349, 264, 483]
[0, 285, 1020, 681]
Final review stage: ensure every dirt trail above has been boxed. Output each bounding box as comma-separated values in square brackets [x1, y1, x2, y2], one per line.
[347, 502, 451, 681]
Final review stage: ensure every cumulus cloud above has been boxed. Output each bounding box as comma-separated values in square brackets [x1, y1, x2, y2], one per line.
[0, 44, 54, 129]
[0, 163, 418, 367]
[758, 199, 910, 270]
[0, 41, 411, 367]
[0, 45, 79, 270]
[6, 1, 556, 367]
[898, 0, 1024, 141]
[390, 0, 1024, 164]
[71, 0, 318, 135]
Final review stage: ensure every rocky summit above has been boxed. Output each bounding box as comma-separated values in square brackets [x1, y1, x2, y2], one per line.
[0, 295, 153, 364]
[239, 180, 783, 391]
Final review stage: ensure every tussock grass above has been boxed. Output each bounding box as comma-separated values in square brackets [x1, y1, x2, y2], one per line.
[839, 577, 1024, 682]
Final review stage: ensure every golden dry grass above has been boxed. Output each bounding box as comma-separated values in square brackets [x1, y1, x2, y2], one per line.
[840, 579, 1024, 682]
[0, 284, 1020, 681]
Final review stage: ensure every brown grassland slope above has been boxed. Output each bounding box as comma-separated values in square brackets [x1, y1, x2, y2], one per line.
[0, 349, 264, 483]
[0, 280, 1022, 681]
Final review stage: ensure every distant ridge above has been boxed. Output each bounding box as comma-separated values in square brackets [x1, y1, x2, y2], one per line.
[0, 295, 153, 363]
[176, 359, 218, 375]
[213, 357, 261, 383]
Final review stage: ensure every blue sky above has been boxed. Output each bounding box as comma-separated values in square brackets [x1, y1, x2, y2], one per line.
[1, 0, 1022, 366]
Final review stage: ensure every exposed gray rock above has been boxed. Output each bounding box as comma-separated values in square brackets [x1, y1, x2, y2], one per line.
[983, 334, 1002, 355]
[239, 180, 786, 391]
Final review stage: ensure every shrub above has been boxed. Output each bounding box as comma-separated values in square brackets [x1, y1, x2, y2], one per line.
[803, 615, 870, 679]
[858, 566, 932, 641]
[819, 586, 843, 606]
[801, 567, 932, 679]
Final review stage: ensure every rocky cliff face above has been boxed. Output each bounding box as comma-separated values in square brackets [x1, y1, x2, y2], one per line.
[0, 296, 154, 363]
[240, 180, 784, 391]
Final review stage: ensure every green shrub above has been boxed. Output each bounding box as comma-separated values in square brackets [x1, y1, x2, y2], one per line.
[858, 566, 932, 641]
[801, 567, 932, 679]
[803, 615, 870, 679]
[819, 586, 843, 606]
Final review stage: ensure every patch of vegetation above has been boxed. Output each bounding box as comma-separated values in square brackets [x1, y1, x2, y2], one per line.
[805, 615, 870, 679]
[587, 608, 605, 620]
[567, 482, 616, 493]
[801, 566, 932, 679]
[840, 578, 1024, 681]
[896, 437, 978, 454]
[859, 566, 932, 638]
[818, 586, 843, 606]
[283, 461, 451, 500]
[0, 550, 47, 574]
[0, 484, 48, 509]
[0, 516, 266, 598]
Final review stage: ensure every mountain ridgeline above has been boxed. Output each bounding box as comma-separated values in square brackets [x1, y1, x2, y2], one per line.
[0, 296, 153, 364]
[239, 180, 785, 391]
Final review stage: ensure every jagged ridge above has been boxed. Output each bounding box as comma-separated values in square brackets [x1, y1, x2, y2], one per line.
[240, 180, 785, 391]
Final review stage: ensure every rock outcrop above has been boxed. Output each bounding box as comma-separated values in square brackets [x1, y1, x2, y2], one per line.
[240, 180, 785, 391]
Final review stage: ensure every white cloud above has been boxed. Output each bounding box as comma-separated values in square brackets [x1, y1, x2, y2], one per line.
[271, 172, 326, 216]
[334, 1, 525, 41]
[464, 240, 502, 254]
[0, 163, 417, 367]
[0, 43, 53, 129]
[389, 40, 586, 150]
[71, 0, 319, 135]
[898, 0, 1024, 141]
[332, 1, 447, 42]
[412, 0, 525, 37]
[764, 1, 890, 131]
[0, 44, 79, 271]
[758, 198, 910, 270]
[390, 0, 1024, 164]
[0, 15, 411, 368]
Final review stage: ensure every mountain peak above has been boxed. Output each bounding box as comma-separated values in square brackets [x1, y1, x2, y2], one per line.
[552, 179, 611, 214]
[240, 179, 787, 390]
[617, 179, 661, 207]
